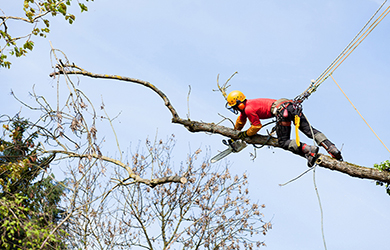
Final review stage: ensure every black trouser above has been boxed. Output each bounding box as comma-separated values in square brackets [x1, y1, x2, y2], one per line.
[275, 104, 321, 154]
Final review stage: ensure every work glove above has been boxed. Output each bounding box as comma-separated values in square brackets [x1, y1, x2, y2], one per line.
[238, 130, 248, 140]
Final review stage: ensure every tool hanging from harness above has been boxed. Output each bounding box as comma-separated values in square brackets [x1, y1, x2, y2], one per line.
[272, 98, 303, 147]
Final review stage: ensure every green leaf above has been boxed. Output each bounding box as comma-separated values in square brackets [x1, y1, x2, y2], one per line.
[79, 3, 88, 12]
[32, 27, 39, 35]
[66, 14, 75, 24]
[43, 19, 50, 27]
[23, 41, 34, 51]
[374, 160, 390, 172]
[40, 27, 50, 33]
[25, 11, 34, 20]
[374, 160, 390, 196]
[58, 6, 66, 15]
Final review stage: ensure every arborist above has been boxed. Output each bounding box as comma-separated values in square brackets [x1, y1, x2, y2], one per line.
[226, 90, 343, 166]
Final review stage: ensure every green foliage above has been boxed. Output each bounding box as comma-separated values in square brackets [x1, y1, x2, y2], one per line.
[0, 0, 94, 68]
[0, 118, 67, 249]
[79, 3, 88, 12]
[0, 194, 64, 249]
[374, 160, 390, 196]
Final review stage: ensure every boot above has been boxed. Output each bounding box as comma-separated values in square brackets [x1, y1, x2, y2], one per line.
[301, 144, 319, 167]
[320, 140, 343, 161]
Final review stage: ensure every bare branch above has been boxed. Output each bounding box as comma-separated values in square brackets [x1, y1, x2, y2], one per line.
[50, 64, 180, 119]
[47, 150, 187, 187]
[187, 85, 191, 120]
[213, 71, 238, 100]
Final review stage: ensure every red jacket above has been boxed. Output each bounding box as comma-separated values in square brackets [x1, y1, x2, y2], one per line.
[235, 98, 276, 136]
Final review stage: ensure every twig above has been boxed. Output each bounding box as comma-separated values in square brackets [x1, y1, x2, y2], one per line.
[213, 72, 238, 100]
[100, 96, 122, 161]
[187, 85, 191, 120]
[217, 113, 235, 127]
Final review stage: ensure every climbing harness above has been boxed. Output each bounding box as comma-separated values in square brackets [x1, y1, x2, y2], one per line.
[273, 100, 303, 147]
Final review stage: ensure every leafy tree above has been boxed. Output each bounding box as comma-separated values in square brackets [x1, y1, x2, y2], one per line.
[0, 0, 94, 68]
[0, 117, 67, 249]
[374, 160, 390, 196]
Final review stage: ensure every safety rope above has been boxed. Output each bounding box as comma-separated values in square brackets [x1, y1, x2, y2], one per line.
[330, 75, 390, 154]
[313, 168, 327, 250]
[314, 0, 388, 86]
[280, 114, 328, 250]
[295, 0, 390, 103]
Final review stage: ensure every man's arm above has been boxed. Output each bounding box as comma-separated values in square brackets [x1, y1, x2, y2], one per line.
[237, 113, 262, 138]
[246, 124, 262, 136]
[234, 116, 246, 130]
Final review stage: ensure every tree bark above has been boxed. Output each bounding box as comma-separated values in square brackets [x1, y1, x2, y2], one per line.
[172, 118, 390, 183]
[50, 65, 390, 184]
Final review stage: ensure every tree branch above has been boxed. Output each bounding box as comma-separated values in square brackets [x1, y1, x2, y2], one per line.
[47, 150, 187, 187]
[49, 65, 390, 184]
[49, 64, 179, 119]
[172, 118, 390, 183]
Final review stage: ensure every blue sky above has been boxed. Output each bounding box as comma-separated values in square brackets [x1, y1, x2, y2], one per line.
[1, 0, 390, 249]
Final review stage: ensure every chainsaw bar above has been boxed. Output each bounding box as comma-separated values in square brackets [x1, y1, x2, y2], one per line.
[210, 140, 247, 163]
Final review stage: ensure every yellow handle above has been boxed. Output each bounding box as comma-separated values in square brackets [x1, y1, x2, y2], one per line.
[295, 115, 300, 147]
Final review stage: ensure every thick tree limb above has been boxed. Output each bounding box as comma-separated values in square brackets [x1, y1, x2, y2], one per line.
[172, 118, 390, 183]
[50, 65, 390, 184]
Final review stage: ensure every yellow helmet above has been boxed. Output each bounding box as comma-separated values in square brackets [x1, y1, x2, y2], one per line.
[226, 90, 246, 114]
[227, 90, 246, 107]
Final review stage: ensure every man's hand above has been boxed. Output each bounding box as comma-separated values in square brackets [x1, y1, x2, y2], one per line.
[238, 131, 248, 140]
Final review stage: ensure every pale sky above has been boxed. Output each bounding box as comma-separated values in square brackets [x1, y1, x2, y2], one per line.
[1, 0, 390, 249]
